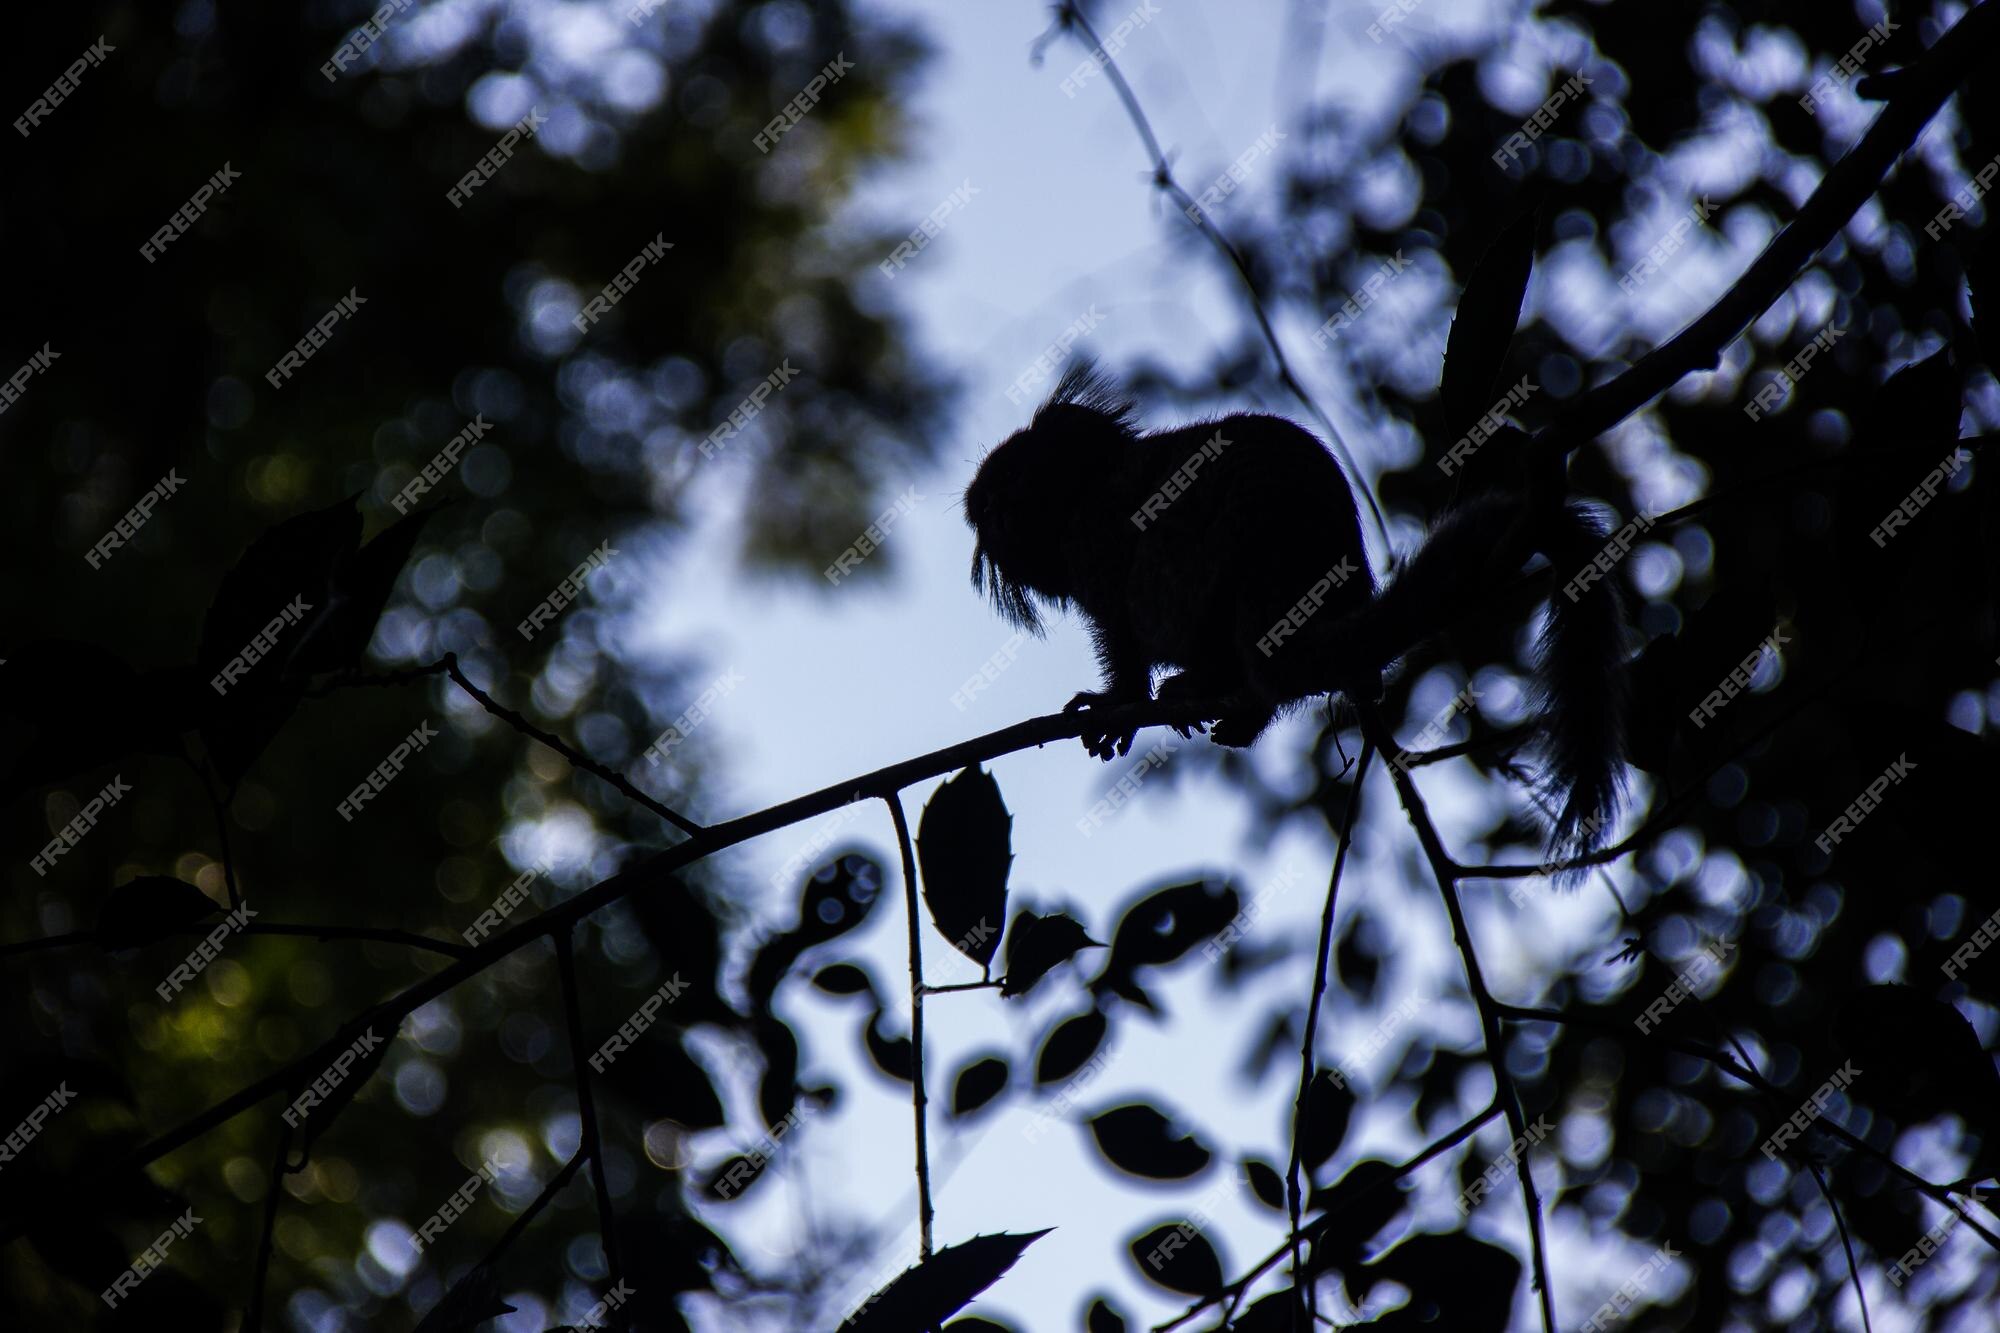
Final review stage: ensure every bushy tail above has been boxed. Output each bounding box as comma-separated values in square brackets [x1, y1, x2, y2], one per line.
[1324, 494, 1628, 859]
[1529, 502, 1628, 860]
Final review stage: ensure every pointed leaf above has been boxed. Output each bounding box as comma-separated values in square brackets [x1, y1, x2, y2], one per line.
[1001, 911, 1102, 998]
[1295, 1068, 1356, 1172]
[291, 503, 441, 674]
[413, 1261, 516, 1332]
[1090, 878, 1241, 1008]
[916, 766, 1012, 968]
[1243, 1158, 1287, 1213]
[1363, 1232, 1520, 1330]
[1087, 1103, 1212, 1181]
[952, 1056, 1010, 1119]
[1126, 1222, 1223, 1297]
[844, 1230, 1052, 1333]
[1035, 1009, 1108, 1085]
[795, 854, 884, 949]
[95, 876, 222, 951]
[811, 962, 878, 998]
[864, 1007, 913, 1083]
[1305, 1158, 1407, 1273]
[1086, 1297, 1128, 1333]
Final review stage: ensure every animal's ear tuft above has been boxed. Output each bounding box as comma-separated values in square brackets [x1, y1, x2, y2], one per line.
[1033, 359, 1137, 434]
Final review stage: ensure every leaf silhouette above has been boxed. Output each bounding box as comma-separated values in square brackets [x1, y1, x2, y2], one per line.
[811, 961, 878, 998]
[1294, 1067, 1356, 1172]
[413, 1260, 516, 1332]
[95, 876, 223, 951]
[1090, 878, 1241, 1010]
[1001, 910, 1102, 998]
[197, 494, 363, 782]
[290, 502, 441, 675]
[1085, 1297, 1128, 1333]
[1362, 1231, 1520, 1331]
[864, 1006, 913, 1082]
[1305, 1158, 1407, 1273]
[844, 1229, 1052, 1333]
[1087, 1103, 1213, 1181]
[1242, 1157, 1287, 1212]
[1835, 983, 2000, 1174]
[1035, 1009, 1109, 1085]
[952, 1055, 1010, 1118]
[916, 766, 1012, 969]
[1126, 1222, 1223, 1297]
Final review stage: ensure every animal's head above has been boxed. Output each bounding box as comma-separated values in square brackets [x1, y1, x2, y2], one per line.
[965, 363, 1135, 632]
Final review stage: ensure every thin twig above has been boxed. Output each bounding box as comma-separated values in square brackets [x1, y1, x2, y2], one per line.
[245, 1118, 289, 1332]
[441, 653, 702, 837]
[448, 1145, 590, 1295]
[1360, 706, 1556, 1333]
[0, 922, 472, 961]
[1045, 1, 1389, 551]
[555, 927, 623, 1285]
[921, 979, 1004, 995]
[1811, 1160, 1873, 1333]
[1285, 739, 1372, 1329]
[884, 792, 935, 1258]
[304, 660, 450, 697]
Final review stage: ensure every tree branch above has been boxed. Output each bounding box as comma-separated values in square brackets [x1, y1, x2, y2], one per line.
[442, 653, 701, 836]
[1536, 0, 1997, 462]
[884, 792, 936, 1259]
[1359, 706, 1556, 1333]
[1286, 738, 1371, 1328]
[556, 927, 622, 1285]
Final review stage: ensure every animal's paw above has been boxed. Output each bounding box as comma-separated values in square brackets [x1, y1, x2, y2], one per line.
[1153, 673, 1217, 738]
[1208, 708, 1273, 748]
[1080, 727, 1136, 761]
[1066, 688, 1142, 758]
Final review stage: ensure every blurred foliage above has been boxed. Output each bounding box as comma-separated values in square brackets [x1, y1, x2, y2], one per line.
[2, 0, 947, 1328]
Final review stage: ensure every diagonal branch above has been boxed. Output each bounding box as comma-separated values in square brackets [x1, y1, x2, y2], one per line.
[442, 653, 701, 836]
[1359, 706, 1556, 1333]
[555, 927, 622, 1285]
[1536, 0, 1997, 462]
[1285, 739, 1372, 1327]
[0, 695, 1219, 1243]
